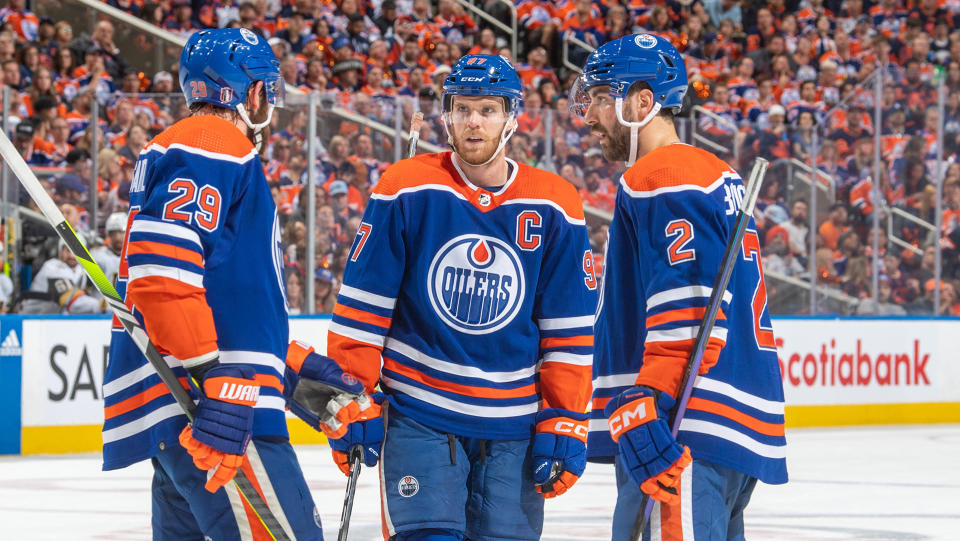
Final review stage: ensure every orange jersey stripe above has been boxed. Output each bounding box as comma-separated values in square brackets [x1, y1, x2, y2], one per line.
[637, 337, 725, 397]
[686, 396, 785, 437]
[126, 275, 217, 362]
[127, 239, 204, 267]
[149, 115, 255, 159]
[333, 303, 392, 329]
[646, 307, 725, 330]
[592, 396, 613, 411]
[540, 335, 594, 349]
[539, 360, 592, 412]
[326, 332, 386, 393]
[383, 357, 536, 400]
[104, 378, 189, 420]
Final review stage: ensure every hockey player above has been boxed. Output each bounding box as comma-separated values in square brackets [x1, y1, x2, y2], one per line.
[91, 211, 126, 286]
[571, 34, 788, 540]
[323, 54, 597, 541]
[102, 28, 328, 539]
[19, 237, 105, 314]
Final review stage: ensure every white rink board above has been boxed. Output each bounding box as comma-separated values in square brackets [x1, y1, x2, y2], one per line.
[773, 318, 960, 405]
[15, 316, 960, 429]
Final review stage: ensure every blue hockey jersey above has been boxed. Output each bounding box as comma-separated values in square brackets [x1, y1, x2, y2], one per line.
[102, 115, 289, 471]
[591, 144, 788, 485]
[327, 153, 597, 440]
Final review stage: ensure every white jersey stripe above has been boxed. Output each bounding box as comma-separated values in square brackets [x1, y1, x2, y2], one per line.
[592, 373, 637, 390]
[694, 376, 785, 415]
[103, 356, 180, 397]
[338, 284, 397, 310]
[128, 264, 204, 288]
[102, 402, 184, 444]
[645, 325, 728, 344]
[500, 199, 586, 226]
[541, 351, 593, 366]
[538, 315, 595, 330]
[678, 418, 788, 459]
[385, 337, 535, 382]
[219, 350, 286, 378]
[129, 218, 202, 249]
[620, 172, 728, 199]
[370, 184, 468, 202]
[589, 417, 610, 432]
[382, 376, 539, 417]
[647, 285, 733, 311]
[146, 142, 258, 165]
[329, 321, 387, 348]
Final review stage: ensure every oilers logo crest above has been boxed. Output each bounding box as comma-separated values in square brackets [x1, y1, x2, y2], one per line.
[427, 234, 525, 334]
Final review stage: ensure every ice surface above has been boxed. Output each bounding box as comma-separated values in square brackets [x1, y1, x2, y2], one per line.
[0, 425, 958, 540]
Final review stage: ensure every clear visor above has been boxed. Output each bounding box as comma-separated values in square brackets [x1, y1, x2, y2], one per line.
[443, 100, 510, 125]
[568, 75, 590, 119]
[268, 76, 286, 108]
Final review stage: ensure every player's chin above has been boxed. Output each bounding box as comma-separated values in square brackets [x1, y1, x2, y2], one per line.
[457, 143, 498, 165]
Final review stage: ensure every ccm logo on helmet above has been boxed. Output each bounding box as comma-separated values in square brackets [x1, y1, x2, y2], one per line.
[461, 77, 484, 82]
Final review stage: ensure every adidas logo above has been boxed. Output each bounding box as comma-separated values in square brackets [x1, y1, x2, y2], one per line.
[0, 329, 21, 355]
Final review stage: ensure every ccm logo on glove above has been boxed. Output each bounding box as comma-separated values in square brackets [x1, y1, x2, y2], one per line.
[204, 377, 260, 406]
[608, 396, 657, 442]
[535, 418, 589, 442]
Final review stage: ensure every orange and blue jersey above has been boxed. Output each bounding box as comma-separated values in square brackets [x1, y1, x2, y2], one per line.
[591, 143, 788, 486]
[327, 152, 596, 440]
[0, 7, 38, 41]
[103, 115, 289, 470]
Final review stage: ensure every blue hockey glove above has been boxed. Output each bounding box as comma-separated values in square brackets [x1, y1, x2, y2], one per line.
[284, 340, 376, 439]
[179, 362, 259, 493]
[329, 392, 385, 476]
[532, 408, 589, 498]
[604, 386, 692, 505]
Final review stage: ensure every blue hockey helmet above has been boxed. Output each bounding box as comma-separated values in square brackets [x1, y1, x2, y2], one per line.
[179, 28, 284, 112]
[441, 54, 523, 114]
[440, 54, 524, 167]
[571, 33, 687, 118]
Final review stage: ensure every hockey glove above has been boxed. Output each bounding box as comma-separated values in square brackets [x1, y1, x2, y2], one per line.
[328, 392, 385, 476]
[532, 408, 588, 499]
[179, 362, 259, 493]
[605, 386, 692, 505]
[284, 340, 375, 439]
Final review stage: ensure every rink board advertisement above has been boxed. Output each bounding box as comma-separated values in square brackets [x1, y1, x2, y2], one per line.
[1, 315, 959, 454]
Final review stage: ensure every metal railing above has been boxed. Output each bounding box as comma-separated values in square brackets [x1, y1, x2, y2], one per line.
[690, 105, 740, 164]
[453, 0, 518, 60]
[562, 32, 596, 74]
[885, 206, 936, 256]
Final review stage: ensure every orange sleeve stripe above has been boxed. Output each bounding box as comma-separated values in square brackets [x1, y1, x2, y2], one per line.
[326, 332, 384, 393]
[127, 240, 204, 267]
[638, 337, 724, 397]
[104, 378, 189, 420]
[126, 275, 218, 363]
[383, 357, 537, 399]
[646, 307, 725, 330]
[686, 397, 785, 437]
[333, 303, 392, 329]
[540, 335, 594, 349]
[253, 374, 283, 393]
[538, 361, 592, 412]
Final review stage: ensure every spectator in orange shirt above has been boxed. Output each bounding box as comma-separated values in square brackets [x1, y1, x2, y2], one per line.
[819, 203, 851, 250]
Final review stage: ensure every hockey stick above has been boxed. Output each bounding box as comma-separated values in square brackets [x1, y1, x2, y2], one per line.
[629, 157, 769, 541]
[335, 111, 424, 541]
[0, 133, 292, 541]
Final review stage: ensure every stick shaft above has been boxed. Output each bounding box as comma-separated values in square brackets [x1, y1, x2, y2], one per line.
[630, 158, 769, 541]
[0, 132, 290, 541]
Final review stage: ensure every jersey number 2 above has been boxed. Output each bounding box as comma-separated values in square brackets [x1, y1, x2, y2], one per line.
[741, 230, 776, 350]
[665, 219, 695, 265]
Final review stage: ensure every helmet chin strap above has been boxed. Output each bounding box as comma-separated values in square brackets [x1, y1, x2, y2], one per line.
[236, 102, 275, 152]
[615, 97, 661, 166]
[443, 113, 518, 168]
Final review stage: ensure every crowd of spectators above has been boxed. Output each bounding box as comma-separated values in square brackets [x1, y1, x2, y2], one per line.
[2, 0, 960, 315]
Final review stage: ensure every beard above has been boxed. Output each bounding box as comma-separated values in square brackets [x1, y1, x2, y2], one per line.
[594, 118, 632, 162]
[452, 129, 502, 166]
